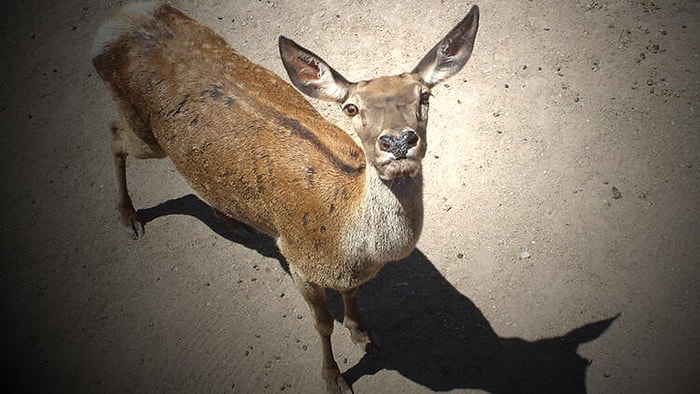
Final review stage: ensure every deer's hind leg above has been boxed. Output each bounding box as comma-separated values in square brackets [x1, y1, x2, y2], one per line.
[108, 105, 166, 239]
[212, 208, 255, 238]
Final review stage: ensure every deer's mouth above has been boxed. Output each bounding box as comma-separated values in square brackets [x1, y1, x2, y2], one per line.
[374, 156, 422, 180]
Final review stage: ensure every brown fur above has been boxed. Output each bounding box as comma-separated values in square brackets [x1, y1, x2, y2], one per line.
[92, 3, 478, 392]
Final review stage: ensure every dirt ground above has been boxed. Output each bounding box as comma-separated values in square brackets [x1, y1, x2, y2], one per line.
[1, 0, 698, 393]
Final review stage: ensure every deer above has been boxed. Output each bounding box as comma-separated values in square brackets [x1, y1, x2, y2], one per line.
[91, 2, 479, 393]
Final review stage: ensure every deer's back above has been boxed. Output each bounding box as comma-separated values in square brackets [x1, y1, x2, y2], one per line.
[92, 4, 366, 241]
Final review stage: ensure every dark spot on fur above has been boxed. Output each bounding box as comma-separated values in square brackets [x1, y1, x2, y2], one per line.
[320, 225, 326, 233]
[224, 96, 235, 107]
[255, 173, 264, 193]
[168, 94, 189, 116]
[200, 84, 225, 100]
[303, 212, 309, 226]
[304, 166, 315, 187]
[329, 204, 335, 213]
[190, 116, 199, 127]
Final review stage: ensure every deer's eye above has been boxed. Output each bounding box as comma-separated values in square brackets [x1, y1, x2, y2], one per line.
[420, 91, 432, 106]
[418, 91, 431, 120]
[343, 104, 359, 117]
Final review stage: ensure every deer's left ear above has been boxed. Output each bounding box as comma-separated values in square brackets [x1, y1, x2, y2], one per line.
[412, 5, 479, 87]
[279, 36, 352, 103]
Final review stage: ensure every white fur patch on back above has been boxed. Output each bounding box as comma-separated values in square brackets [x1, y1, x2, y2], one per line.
[91, 1, 162, 59]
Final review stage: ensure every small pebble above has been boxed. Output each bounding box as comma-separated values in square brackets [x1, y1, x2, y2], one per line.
[612, 186, 622, 199]
[519, 251, 531, 260]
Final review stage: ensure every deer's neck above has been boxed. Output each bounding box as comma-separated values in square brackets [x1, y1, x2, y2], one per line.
[342, 166, 424, 269]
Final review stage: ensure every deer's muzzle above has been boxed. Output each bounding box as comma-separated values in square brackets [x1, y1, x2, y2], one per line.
[377, 129, 419, 159]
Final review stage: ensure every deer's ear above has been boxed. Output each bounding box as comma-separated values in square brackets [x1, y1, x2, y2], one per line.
[279, 36, 352, 103]
[412, 6, 479, 87]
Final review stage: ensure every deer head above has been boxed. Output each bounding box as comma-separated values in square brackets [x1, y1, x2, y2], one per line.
[279, 6, 479, 181]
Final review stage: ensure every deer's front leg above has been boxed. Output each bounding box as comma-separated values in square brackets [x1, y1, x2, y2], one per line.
[341, 288, 379, 352]
[294, 275, 352, 394]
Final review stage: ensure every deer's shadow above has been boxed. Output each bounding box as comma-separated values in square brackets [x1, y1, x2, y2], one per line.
[137, 193, 285, 263]
[332, 251, 616, 393]
[138, 194, 617, 393]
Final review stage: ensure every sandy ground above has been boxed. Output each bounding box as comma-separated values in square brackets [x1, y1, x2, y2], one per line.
[1, 0, 698, 393]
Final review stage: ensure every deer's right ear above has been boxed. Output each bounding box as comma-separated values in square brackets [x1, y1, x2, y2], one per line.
[279, 36, 351, 103]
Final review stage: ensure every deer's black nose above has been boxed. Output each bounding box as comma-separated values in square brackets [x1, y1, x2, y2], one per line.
[378, 130, 418, 159]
